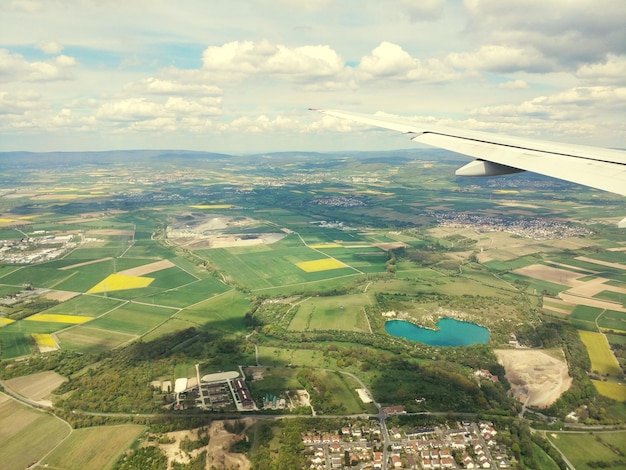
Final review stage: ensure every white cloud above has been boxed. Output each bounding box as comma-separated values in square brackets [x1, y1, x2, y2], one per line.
[37, 41, 63, 54]
[471, 86, 626, 123]
[498, 79, 528, 90]
[447, 45, 553, 73]
[0, 49, 76, 82]
[576, 54, 626, 85]
[357, 42, 457, 82]
[1, 0, 42, 12]
[124, 78, 222, 96]
[0, 90, 42, 115]
[400, 0, 445, 21]
[201, 40, 347, 84]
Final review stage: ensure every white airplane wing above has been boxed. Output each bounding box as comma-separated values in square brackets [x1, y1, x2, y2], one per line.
[312, 108, 626, 227]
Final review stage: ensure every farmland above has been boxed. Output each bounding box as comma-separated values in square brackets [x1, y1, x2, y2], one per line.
[0, 148, 625, 467]
[41, 424, 146, 470]
[0, 394, 71, 468]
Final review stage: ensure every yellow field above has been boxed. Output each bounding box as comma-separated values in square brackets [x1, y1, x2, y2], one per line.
[25, 314, 92, 324]
[296, 258, 348, 272]
[87, 273, 154, 293]
[0, 218, 18, 223]
[579, 331, 622, 376]
[189, 204, 233, 209]
[0, 318, 15, 327]
[309, 243, 343, 249]
[592, 380, 626, 401]
[493, 189, 520, 194]
[32, 334, 58, 348]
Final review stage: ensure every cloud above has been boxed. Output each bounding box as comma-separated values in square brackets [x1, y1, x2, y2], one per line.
[37, 41, 63, 55]
[124, 77, 222, 96]
[1, 0, 42, 12]
[463, 0, 626, 66]
[400, 0, 445, 21]
[201, 40, 346, 84]
[576, 54, 626, 85]
[0, 90, 42, 115]
[96, 96, 221, 123]
[0, 49, 76, 82]
[447, 44, 553, 73]
[498, 79, 529, 90]
[471, 86, 626, 122]
[357, 42, 457, 82]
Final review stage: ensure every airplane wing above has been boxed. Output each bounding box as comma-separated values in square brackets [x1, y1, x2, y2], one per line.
[311, 108, 626, 227]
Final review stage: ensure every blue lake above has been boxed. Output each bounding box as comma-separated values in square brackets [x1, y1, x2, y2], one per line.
[385, 318, 489, 346]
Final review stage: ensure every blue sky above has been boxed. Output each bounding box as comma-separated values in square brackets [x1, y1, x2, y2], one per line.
[0, 0, 624, 153]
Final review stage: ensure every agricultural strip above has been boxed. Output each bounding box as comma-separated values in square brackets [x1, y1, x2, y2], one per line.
[87, 274, 154, 294]
[26, 314, 92, 324]
[578, 331, 621, 376]
[32, 333, 59, 352]
[42, 424, 146, 470]
[0, 394, 71, 469]
[116, 259, 175, 276]
[0, 318, 15, 327]
[59, 257, 113, 270]
[296, 258, 349, 272]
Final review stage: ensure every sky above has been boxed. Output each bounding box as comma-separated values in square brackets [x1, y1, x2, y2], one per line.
[1, 0, 625, 153]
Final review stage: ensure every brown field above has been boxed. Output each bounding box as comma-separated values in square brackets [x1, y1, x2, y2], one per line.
[4, 371, 66, 405]
[117, 259, 175, 276]
[512, 264, 583, 287]
[494, 349, 572, 408]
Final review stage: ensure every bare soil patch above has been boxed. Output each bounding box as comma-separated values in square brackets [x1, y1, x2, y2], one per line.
[512, 264, 584, 287]
[153, 420, 252, 469]
[43, 290, 81, 301]
[559, 293, 626, 313]
[494, 349, 572, 408]
[375, 242, 408, 251]
[576, 256, 626, 271]
[117, 259, 175, 276]
[86, 229, 135, 236]
[5, 371, 66, 404]
[59, 257, 112, 270]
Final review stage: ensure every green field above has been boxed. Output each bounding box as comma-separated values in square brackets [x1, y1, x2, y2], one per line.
[57, 326, 136, 353]
[288, 293, 372, 332]
[42, 424, 145, 470]
[0, 330, 32, 359]
[176, 289, 250, 333]
[0, 394, 71, 468]
[87, 302, 176, 335]
[594, 290, 626, 306]
[43, 294, 125, 317]
[200, 236, 360, 289]
[598, 310, 626, 332]
[134, 276, 229, 308]
[549, 432, 626, 470]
